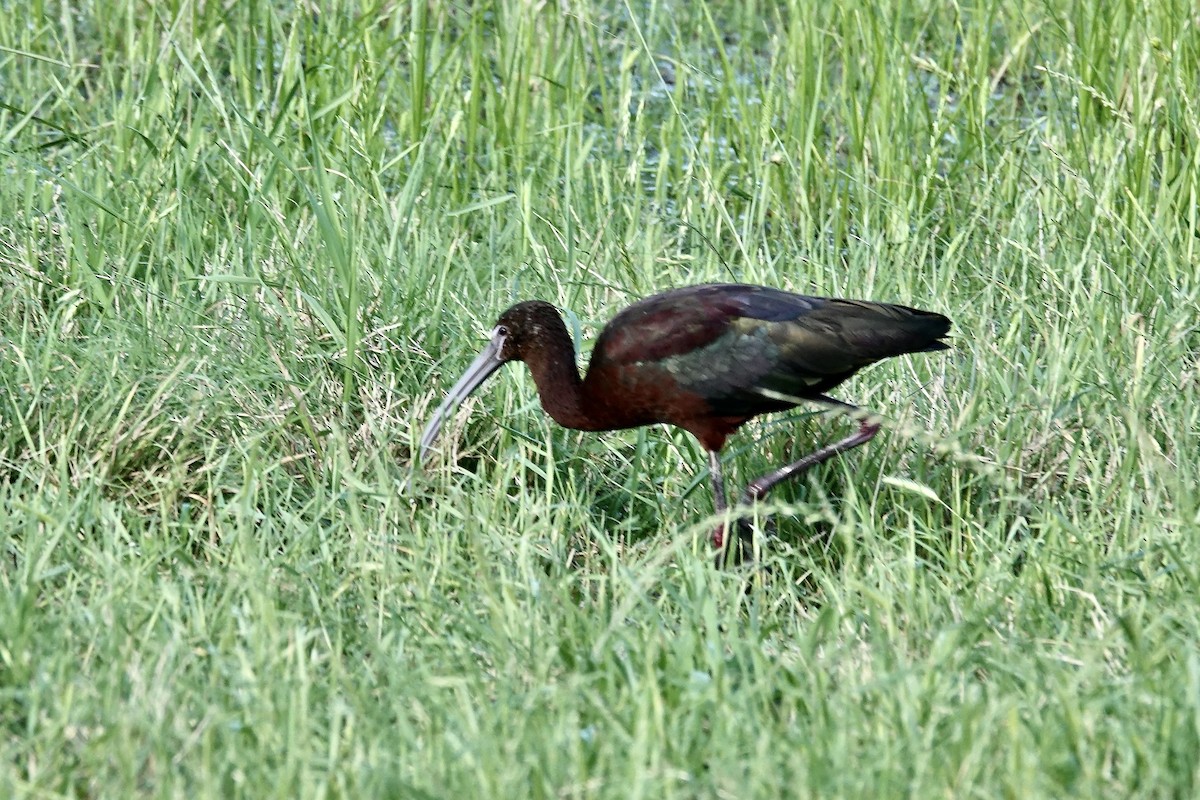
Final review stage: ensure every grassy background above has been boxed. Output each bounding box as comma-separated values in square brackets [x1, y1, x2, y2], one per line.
[2, 0, 1198, 796]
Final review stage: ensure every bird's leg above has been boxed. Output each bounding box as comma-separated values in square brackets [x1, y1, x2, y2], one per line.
[741, 418, 881, 504]
[709, 450, 728, 512]
[735, 398, 881, 542]
[709, 451, 749, 568]
[708, 450, 729, 550]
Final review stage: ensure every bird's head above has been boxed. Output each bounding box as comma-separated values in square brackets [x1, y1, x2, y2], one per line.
[417, 300, 564, 463]
[489, 300, 563, 363]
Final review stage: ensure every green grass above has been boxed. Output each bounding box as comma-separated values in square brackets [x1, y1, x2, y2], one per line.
[2, 0, 1198, 796]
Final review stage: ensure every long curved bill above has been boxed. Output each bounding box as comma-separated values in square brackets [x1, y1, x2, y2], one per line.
[417, 330, 508, 464]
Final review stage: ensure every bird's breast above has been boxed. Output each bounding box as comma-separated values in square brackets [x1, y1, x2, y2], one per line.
[581, 358, 713, 431]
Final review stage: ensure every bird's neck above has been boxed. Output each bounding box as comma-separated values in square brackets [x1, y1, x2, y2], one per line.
[524, 344, 604, 431]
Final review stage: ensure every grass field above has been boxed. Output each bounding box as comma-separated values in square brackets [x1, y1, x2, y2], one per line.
[2, 0, 1199, 797]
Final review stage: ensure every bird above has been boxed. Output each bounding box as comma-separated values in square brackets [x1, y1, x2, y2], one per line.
[417, 283, 951, 562]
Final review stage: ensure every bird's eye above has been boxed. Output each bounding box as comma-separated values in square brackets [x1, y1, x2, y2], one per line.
[496, 325, 509, 337]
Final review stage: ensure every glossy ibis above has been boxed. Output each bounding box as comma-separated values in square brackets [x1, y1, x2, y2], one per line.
[418, 283, 950, 560]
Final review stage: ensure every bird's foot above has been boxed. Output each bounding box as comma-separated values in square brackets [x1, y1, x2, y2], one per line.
[711, 524, 727, 551]
[711, 522, 744, 568]
[712, 511, 774, 567]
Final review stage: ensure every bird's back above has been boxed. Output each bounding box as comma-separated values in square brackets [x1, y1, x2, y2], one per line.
[588, 284, 950, 420]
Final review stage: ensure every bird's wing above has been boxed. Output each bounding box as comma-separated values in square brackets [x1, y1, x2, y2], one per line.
[592, 284, 816, 364]
[593, 285, 949, 413]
